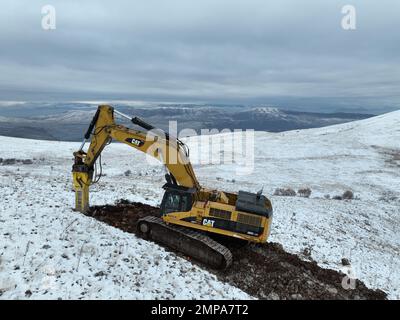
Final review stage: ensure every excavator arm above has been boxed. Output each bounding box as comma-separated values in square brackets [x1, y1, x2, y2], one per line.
[72, 105, 200, 212]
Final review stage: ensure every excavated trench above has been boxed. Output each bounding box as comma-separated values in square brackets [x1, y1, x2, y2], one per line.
[85, 200, 386, 300]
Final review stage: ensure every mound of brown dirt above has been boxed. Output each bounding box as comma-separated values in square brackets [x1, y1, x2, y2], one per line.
[85, 200, 386, 300]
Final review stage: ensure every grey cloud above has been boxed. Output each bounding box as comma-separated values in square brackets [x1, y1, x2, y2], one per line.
[0, 0, 399, 113]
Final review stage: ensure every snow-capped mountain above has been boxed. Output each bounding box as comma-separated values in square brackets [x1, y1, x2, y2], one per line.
[0, 102, 373, 141]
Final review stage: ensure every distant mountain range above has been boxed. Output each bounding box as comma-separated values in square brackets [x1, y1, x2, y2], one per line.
[0, 102, 374, 141]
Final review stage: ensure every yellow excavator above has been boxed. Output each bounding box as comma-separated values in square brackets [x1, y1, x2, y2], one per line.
[72, 105, 273, 268]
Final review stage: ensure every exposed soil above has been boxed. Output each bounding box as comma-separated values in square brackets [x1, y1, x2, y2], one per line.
[85, 200, 387, 300]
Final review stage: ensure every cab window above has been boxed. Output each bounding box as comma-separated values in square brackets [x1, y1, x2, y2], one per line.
[163, 192, 192, 214]
[164, 193, 181, 213]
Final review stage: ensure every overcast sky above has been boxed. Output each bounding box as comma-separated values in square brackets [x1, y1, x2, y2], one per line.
[0, 0, 399, 113]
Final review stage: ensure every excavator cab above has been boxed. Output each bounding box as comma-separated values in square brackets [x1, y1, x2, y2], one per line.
[160, 183, 195, 215]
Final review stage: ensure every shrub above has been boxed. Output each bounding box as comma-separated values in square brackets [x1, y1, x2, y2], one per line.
[341, 258, 351, 266]
[273, 188, 296, 197]
[2, 158, 16, 165]
[298, 188, 312, 198]
[342, 190, 354, 200]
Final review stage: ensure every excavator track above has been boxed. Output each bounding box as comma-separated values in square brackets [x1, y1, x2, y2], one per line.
[137, 216, 233, 270]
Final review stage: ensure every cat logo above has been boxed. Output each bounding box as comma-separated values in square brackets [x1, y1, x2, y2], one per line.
[202, 219, 215, 227]
[125, 138, 144, 147]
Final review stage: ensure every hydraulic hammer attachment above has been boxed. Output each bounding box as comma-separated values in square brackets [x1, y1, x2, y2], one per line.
[72, 151, 93, 212]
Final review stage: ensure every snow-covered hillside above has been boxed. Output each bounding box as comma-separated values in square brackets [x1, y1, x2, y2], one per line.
[0, 143, 250, 299]
[0, 110, 399, 299]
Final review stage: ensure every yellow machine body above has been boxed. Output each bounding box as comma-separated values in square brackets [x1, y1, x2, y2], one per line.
[72, 105, 273, 244]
